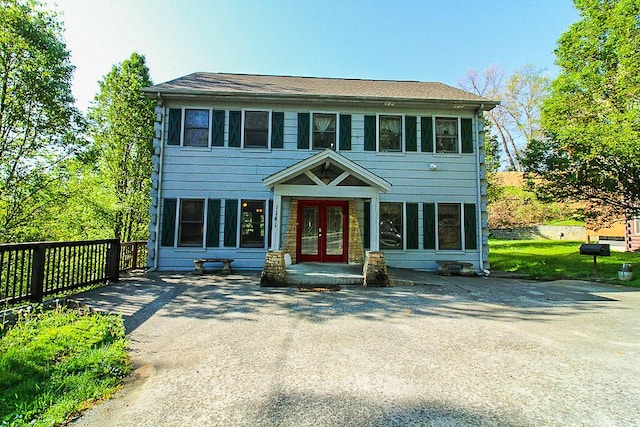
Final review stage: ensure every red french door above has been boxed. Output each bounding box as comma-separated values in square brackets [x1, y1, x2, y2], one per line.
[297, 200, 348, 263]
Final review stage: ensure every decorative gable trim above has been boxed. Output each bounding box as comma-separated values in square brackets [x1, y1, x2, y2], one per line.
[262, 149, 391, 193]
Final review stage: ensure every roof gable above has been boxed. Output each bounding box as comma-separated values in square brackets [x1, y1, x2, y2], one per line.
[263, 149, 391, 192]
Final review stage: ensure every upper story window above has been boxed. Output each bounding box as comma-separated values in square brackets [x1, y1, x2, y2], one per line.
[379, 115, 402, 152]
[313, 113, 336, 149]
[435, 117, 459, 153]
[184, 109, 209, 147]
[244, 111, 269, 148]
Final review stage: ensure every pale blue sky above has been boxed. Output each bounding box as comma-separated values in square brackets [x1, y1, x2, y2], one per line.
[48, 0, 579, 111]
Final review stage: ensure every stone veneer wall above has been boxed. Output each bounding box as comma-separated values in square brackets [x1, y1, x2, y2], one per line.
[282, 199, 298, 264]
[348, 200, 364, 264]
[260, 250, 287, 286]
[363, 251, 389, 287]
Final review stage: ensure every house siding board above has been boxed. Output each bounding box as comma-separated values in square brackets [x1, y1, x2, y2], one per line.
[155, 101, 485, 271]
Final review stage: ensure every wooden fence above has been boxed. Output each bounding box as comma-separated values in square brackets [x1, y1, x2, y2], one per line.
[0, 239, 147, 305]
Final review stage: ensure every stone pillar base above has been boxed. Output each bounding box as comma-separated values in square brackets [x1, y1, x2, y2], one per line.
[260, 250, 288, 287]
[363, 251, 389, 287]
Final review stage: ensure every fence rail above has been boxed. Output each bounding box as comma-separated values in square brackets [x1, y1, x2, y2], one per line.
[1, 239, 147, 305]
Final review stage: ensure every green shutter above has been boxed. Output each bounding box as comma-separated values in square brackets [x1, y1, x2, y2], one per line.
[363, 201, 370, 249]
[224, 199, 238, 247]
[406, 203, 418, 249]
[464, 203, 478, 250]
[161, 198, 177, 246]
[339, 114, 351, 150]
[364, 115, 376, 151]
[229, 111, 241, 147]
[168, 109, 181, 145]
[206, 199, 221, 247]
[462, 118, 473, 153]
[405, 116, 417, 152]
[211, 110, 225, 147]
[423, 203, 435, 249]
[421, 116, 433, 152]
[271, 112, 284, 148]
[297, 113, 309, 149]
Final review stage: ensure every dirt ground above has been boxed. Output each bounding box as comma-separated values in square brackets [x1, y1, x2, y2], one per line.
[70, 272, 640, 426]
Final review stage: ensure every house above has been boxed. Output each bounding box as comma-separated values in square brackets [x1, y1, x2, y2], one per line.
[586, 218, 640, 252]
[142, 73, 498, 276]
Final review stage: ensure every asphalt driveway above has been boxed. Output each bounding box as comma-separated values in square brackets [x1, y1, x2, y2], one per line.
[70, 271, 640, 426]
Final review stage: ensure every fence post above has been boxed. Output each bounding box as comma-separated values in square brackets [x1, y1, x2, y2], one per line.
[30, 244, 46, 303]
[132, 242, 139, 270]
[107, 239, 120, 282]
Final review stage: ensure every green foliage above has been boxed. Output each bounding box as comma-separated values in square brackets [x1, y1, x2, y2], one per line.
[0, 306, 130, 426]
[524, 0, 640, 220]
[490, 239, 640, 286]
[0, 0, 85, 242]
[88, 53, 155, 241]
[489, 182, 583, 228]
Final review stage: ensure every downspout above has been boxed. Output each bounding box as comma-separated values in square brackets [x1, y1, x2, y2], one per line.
[152, 92, 165, 271]
[475, 106, 484, 274]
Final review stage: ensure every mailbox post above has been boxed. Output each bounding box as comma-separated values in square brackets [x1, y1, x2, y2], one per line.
[579, 243, 611, 275]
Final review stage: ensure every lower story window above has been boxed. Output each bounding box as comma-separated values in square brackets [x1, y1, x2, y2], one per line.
[438, 203, 461, 250]
[179, 199, 204, 246]
[380, 202, 403, 249]
[241, 200, 265, 248]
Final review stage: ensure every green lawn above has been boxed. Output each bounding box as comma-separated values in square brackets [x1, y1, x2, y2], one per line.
[489, 239, 640, 287]
[0, 306, 130, 426]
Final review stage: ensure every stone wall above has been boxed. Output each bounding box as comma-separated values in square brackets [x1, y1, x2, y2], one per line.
[490, 225, 585, 241]
[363, 251, 389, 287]
[260, 250, 287, 286]
[282, 200, 298, 264]
[348, 200, 364, 264]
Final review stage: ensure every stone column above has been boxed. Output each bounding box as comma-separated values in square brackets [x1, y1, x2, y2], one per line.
[363, 251, 389, 287]
[260, 250, 288, 287]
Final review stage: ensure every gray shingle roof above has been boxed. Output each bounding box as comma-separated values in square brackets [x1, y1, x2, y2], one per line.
[143, 72, 497, 106]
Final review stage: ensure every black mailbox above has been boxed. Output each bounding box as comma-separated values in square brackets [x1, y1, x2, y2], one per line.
[579, 243, 611, 257]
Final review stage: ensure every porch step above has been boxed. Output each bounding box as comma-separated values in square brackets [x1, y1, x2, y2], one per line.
[286, 263, 364, 286]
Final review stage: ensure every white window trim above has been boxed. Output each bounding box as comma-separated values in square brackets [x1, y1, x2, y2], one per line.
[180, 107, 213, 149]
[241, 109, 272, 150]
[310, 111, 340, 151]
[239, 199, 268, 249]
[433, 116, 461, 155]
[435, 202, 464, 252]
[176, 197, 207, 249]
[376, 113, 405, 153]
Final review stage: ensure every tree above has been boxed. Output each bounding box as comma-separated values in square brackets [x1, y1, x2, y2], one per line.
[524, 0, 640, 221]
[0, 0, 84, 242]
[88, 53, 155, 241]
[460, 65, 550, 171]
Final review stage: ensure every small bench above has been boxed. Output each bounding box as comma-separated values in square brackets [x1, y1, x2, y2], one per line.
[436, 261, 474, 276]
[193, 258, 234, 275]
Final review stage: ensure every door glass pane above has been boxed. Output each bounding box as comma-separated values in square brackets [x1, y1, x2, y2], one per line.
[325, 206, 344, 255]
[301, 206, 319, 255]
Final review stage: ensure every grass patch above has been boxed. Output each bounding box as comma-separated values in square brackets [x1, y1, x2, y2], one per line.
[490, 239, 640, 287]
[0, 305, 130, 426]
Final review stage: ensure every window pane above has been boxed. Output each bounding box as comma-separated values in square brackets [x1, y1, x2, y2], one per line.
[380, 202, 403, 249]
[184, 109, 209, 147]
[184, 129, 208, 147]
[380, 116, 402, 151]
[185, 109, 209, 128]
[435, 118, 458, 153]
[313, 113, 336, 149]
[244, 111, 269, 148]
[179, 199, 204, 246]
[240, 200, 265, 248]
[438, 203, 461, 250]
